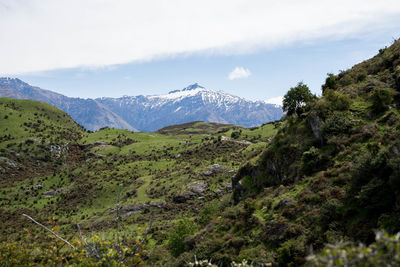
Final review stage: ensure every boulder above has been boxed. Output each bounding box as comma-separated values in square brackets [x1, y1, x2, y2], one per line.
[173, 181, 207, 203]
[43, 188, 68, 198]
[208, 164, 225, 172]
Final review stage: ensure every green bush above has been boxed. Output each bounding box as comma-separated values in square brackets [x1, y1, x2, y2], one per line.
[321, 112, 352, 137]
[371, 88, 394, 114]
[278, 238, 306, 267]
[324, 89, 351, 112]
[301, 146, 320, 175]
[314, 90, 351, 119]
[199, 200, 220, 226]
[167, 218, 196, 257]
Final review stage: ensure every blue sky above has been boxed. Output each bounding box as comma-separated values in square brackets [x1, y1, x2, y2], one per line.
[1, 1, 400, 104]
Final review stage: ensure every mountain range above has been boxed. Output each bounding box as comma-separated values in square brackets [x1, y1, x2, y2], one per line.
[0, 78, 283, 131]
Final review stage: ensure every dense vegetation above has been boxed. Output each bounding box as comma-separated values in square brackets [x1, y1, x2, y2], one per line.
[1, 39, 400, 266]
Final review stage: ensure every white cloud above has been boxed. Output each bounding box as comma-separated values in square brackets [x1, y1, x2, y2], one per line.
[265, 96, 283, 106]
[1, 0, 400, 74]
[228, 67, 251, 80]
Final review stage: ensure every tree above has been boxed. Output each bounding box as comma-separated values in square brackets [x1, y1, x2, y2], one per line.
[283, 82, 315, 116]
[167, 218, 195, 257]
[321, 73, 337, 92]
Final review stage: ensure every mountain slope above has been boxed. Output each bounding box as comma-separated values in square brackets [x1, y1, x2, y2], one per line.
[97, 83, 283, 131]
[0, 78, 136, 131]
[0, 79, 283, 132]
[182, 39, 400, 265]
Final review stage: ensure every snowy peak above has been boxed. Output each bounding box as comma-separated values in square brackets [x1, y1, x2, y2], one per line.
[168, 83, 205, 94]
[181, 83, 205, 91]
[0, 77, 30, 89]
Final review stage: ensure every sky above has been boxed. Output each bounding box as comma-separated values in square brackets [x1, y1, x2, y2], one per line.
[1, 0, 400, 104]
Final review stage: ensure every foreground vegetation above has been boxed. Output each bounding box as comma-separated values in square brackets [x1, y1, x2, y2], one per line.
[1, 39, 400, 266]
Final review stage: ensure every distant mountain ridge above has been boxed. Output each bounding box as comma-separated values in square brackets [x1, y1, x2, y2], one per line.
[0, 77, 135, 131]
[0, 78, 283, 131]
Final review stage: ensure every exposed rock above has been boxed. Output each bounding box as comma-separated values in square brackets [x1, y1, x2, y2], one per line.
[173, 181, 208, 203]
[186, 181, 207, 194]
[0, 157, 20, 170]
[46, 144, 69, 158]
[118, 202, 166, 215]
[43, 188, 68, 198]
[203, 170, 213, 176]
[208, 164, 225, 172]
[203, 164, 226, 176]
[232, 163, 254, 204]
[307, 114, 323, 143]
[221, 135, 253, 145]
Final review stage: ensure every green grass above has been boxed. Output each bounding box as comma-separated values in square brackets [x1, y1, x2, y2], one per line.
[0, 98, 83, 149]
[0, 97, 285, 265]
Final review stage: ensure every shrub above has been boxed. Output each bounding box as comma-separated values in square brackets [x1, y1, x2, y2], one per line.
[321, 112, 352, 137]
[301, 146, 320, 175]
[199, 200, 220, 226]
[167, 218, 196, 257]
[278, 238, 306, 267]
[371, 88, 394, 114]
[231, 131, 241, 139]
[323, 89, 351, 112]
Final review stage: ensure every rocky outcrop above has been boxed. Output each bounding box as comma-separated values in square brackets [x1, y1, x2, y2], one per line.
[307, 114, 323, 143]
[117, 202, 166, 216]
[203, 164, 226, 176]
[173, 181, 207, 203]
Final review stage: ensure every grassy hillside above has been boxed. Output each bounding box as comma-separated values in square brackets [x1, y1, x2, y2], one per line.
[0, 99, 280, 265]
[0, 98, 84, 185]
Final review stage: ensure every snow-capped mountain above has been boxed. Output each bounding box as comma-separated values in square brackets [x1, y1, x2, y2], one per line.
[0, 78, 283, 131]
[96, 83, 283, 131]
